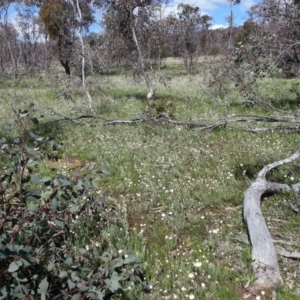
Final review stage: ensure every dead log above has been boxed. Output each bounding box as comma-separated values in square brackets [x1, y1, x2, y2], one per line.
[43, 110, 300, 133]
[243, 150, 300, 288]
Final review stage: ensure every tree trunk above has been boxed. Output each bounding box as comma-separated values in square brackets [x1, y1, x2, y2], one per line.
[243, 149, 300, 288]
[75, 0, 93, 110]
[131, 24, 155, 108]
[60, 59, 71, 76]
[58, 35, 72, 76]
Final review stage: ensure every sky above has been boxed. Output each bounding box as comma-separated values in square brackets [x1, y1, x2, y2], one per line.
[166, 0, 260, 29]
[6, 0, 261, 34]
[89, 0, 261, 32]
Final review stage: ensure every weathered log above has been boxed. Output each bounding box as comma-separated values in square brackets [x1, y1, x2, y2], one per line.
[243, 149, 300, 288]
[44, 109, 300, 132]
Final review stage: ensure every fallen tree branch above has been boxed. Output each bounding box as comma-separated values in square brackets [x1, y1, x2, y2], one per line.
[276, 247, 300, 259]
[234, 233, 298, 247]
[283, 200, 300, 213]
[243, 149, 300, 288]
[234, 233, 299, 257]
[42, 110, 300, 133]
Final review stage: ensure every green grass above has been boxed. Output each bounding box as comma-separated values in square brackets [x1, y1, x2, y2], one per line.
[1, 60, 300, 299]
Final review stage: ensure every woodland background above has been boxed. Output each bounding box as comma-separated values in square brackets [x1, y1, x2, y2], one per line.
[1, 0, 300, 299]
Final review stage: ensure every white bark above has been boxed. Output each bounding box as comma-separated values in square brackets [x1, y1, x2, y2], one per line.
[131, 23, 155, 107]
[76, 0, 93, 110]
[67, 0, 93, 110]
[243, 149, 300, 288]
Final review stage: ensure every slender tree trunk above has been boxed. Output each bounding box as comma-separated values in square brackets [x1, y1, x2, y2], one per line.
[58, 36, 71, 76]
[7, 41, 18, 84]
[158, 49, 162, 72]
[227, 0, 234, 52]
[87, 44, 94, 76]
[131, 24, 155, 107]
[60, 59, 71, 76]
[183, 54, 189, 75]
[44, 35, 50, 73]
[75, 0, 93, 110]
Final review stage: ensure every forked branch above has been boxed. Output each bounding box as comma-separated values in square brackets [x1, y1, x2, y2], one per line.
[44, 110, 300, 133]
[243, 149, 300, 288]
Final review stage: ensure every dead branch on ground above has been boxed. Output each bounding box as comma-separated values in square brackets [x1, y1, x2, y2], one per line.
[43, 109, 300, 133]
[243, 149, 300, 288]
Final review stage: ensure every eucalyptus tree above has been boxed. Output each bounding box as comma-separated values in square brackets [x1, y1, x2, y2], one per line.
[66, 0, 94, 109]
[0, 22, 20, 81]
[247, 0, 300, 77]
[147, 5, 173, 70]
[172, 3, 212, 74]
[102, 0, 166, 107]
[39, 0, 94, 76]
[16, 5, 43, 75]
[0, 3, 23, 83]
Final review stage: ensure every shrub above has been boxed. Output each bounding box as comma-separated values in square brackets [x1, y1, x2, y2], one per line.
[0, 104, 146, 299]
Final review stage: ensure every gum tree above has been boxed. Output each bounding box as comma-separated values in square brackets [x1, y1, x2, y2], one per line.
[247, 0, 300, 77]
[102, 0, 165, 107]
[39, 0, 94, 75]
[173, 3, 212, 74]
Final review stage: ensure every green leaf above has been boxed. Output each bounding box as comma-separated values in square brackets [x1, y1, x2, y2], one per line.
[26, 147, 38, 156]
[27, 188, 41, 196]
[68, 279, 76, 289]
[11, 292, 24, 299]
[79, 248, 86, 254]
[29, 131, 38, 138]
[28, 204, 39, 213]
[112, 260, 123, 268]
[71, 271, 79, 281]
[100, 169, 110, 176]
[70, 204, 78, 213]
[41, 177, 52, 183]
[59, 178, 72, 187]
[65, 257, 73, 266]
[71, 294, 81, 300]
[20, 257, 33, 267]
[59, 271, 68, 279]
[41, 177, 52, 186]
[8, 261, 23, 272]
[123, 254, 139, 264]
[76, 180, 84, 189]
[54, 218, 66, 228]
[111, 271, 125, 282]
[92, 182, 99, 189]
[24, 189, 41, 202]
[30, 174, 40, 184]
[0, 290, 8, 300]
[38, 277, 49, 294]
[105, 278, 122, 293]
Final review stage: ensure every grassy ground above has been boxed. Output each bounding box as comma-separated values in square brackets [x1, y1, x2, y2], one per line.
[1, 59, 300, 299]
